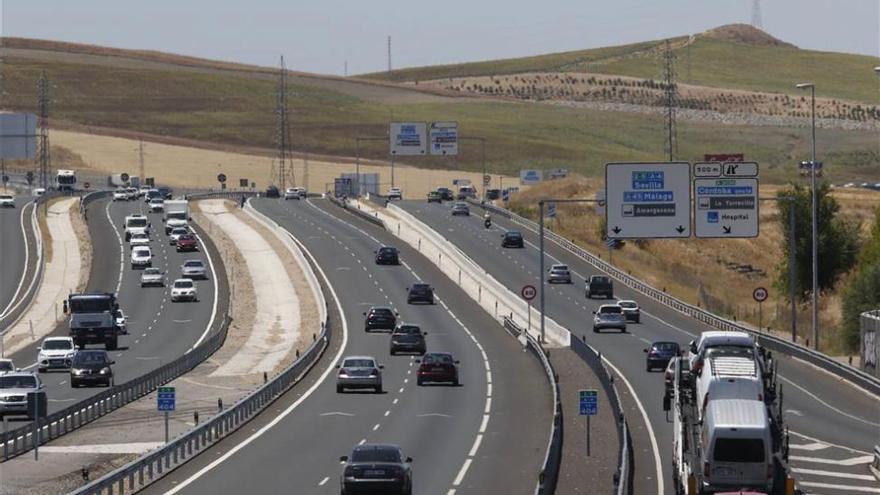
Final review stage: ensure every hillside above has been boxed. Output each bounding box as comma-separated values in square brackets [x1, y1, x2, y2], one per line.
[1, 36, 877, 184]
[363, 24, 880, 104]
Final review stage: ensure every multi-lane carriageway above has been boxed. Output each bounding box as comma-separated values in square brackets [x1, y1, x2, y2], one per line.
[144, 197, 551, 494]
[396, 199, 880, 495]
[1, 196, 219, 419]
[0, 196, 36, 326]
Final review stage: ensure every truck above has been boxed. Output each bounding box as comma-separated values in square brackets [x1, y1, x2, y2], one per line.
[664, 333, 794, 494]
[163, 199, 190, 234]
[108, 173, 131, 188]
[55, 169, 77, 192]
[64, 293, 120, 350]
[124, 214, 150, 241]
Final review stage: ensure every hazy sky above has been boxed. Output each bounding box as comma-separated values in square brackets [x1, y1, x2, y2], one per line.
[2, 0, 878, 75]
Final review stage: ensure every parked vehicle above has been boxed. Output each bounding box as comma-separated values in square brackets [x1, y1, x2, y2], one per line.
[339, 444, 412, 494]
[585, 275, 614, 299]
[70, 350, 115, 388]
[36, 337, 76, 372]
[390, 325, 427, 355]
[416, 352, 460, 385]
[65, 292, 120, 350]
[336, 356, 383, 393]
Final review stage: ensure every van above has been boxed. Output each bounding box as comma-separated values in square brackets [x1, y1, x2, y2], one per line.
[457, 185, 476, 200]
[701, 399, 773, 493]
[696, 354, 763, 420]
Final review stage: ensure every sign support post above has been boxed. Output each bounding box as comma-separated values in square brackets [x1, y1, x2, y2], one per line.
[521, 284, 537, 339]
[165, 411, 170, 444]
[753, 287, 768, 332]
[539, 200, 545, 344]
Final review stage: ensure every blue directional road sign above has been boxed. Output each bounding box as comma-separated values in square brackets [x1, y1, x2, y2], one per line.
[579, 389, 598, 416]
[502, 189, 510, 202]
[158, 386, 176, 411]
[605, 162, 691, 239]
[546, 201, 557, 218]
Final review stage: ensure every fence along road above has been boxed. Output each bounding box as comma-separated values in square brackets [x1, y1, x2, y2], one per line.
[398, 199, 880, 495]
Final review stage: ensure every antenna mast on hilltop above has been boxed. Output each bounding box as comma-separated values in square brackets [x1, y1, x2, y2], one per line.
[37, 71, 51, 190]
[273, 55, 294, 190]
[751, 0, 763, 29]
[662, 40, 678, 162]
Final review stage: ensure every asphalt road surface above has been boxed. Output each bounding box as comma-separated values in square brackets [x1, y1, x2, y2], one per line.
[398, 199, 880, 495]
[143, 197, 552, 495]
[0, 196, 36, 326]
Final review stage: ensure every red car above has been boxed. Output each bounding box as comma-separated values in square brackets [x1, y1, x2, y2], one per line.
[416, 352, 459, 386]
[176, 234, 198, 252]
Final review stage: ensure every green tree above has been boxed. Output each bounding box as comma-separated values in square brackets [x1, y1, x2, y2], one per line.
[857, 206, 880, 268]
[841, 263, 880, 352]
[775, 183, 861, 301]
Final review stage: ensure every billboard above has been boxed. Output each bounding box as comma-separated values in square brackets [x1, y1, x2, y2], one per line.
[390, 122, 427, 156]
[0, 113, 38, 160]
[429, 121, 458, 156]
[520, 169, 543, 185]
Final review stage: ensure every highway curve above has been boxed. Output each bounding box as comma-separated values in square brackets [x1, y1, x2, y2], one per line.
[2, 196, 221, 420]
[0, 196, 36, 326]
[143, 196, 551, 495]
[398, 199, 880, 495]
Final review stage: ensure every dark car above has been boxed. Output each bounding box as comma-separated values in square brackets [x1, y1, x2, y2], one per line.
[390, 324, 427, 355]
[407, 283, 434, 304]
[70, 350, 115, 387]
[265, 185, 280, 198]
[416, 352, 459, 385]
[644, 341, 681, 372]
[485, 188, 501, 200]
[501, 231, 524, 248]
[364, 307, 397, 332]
[375, 246, 400, 265]
[436, 187, 454, 201]
[157, 186, 173, 200]
[426, 191, 442, 203]
[340, 444, 412, 495]
[176, 234, 198, 252]
[586, 275, 614, 299]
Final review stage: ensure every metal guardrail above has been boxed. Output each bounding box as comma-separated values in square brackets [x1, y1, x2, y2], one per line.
[471, 200, 880, 396]
[0, 197, 231, 461]
[501, 317, 563, 495]
[69, 244, 334, 495]
[569, 336, 633, 495]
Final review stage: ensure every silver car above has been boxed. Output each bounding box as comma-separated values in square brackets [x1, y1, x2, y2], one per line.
[140, 267, 166, 287]
[548, 264, 572, 284]
[0, 372, 43, 418]
[618, 300, 641, 323]
[181, 260, 207, 279]
[336, 356, 383, 393]
[168, 227, 189, 245]
[451, 202, 470, 216]
[593, 304, 627, 333]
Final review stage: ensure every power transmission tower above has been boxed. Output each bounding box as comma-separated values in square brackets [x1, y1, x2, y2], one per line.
[138, 139, 145, 183]
[387, 36, 392, 74]
[37, 71, 51, 190]
[662, 40, 678, 161]
[751, 0, 763, 29]
[274, 56, 294, 190]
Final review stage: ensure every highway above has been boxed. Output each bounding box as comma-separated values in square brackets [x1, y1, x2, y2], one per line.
[397, 199, 880, 495]
[2, 196, 220, 419]
[143, 196, 552, 495]
[0, 196, 36, 326]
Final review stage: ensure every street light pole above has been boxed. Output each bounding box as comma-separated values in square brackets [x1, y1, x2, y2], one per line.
[796, 82, 819, 350]
[539, 200, 545, 344]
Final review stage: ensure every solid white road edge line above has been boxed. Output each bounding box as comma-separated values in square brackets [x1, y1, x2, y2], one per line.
[0, 201, 31, 318]
[104, 200, 125, 294]
[187, 224, 219, 351]
[163, 216, 349, 495]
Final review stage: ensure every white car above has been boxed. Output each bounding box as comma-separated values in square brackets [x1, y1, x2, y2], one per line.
[33, 187, 46, 196]
[125, 187, 139, 200]
[0, 359, 15, 374]
[114, 309, 128, 335]
[181, 259, 207, 279]
[171, 278, 198, 302]
[149, 198, 165, 212]
[138, 186, 151, 197]
[284, 187, 301, 200]
[37, 337, 76, 372]
[0, 195, 14, 208]
[129, 232, 151, 246]
[113, 189, 129, 201]
[131, 246, 153, 268]
[388, 187, 402, 200]
[168, 227, 189, 244]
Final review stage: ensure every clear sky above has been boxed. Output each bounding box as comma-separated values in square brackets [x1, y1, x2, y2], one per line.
[2, 0, 878, 75]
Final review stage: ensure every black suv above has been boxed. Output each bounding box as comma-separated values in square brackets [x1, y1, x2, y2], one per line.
[364, 307, 397, 332]
[265, 186, 280, 198]
[390, 325, 427, 355]
[375, 246, 400, 265]
[485, 189, 501, 200]
[407, 283, 434, 304]
[340, 444, 413, 495]
[70, 350, 115, 388]
[436, 187, 454, 201]
[586, 275, 614, 299]
[501, 231, 525, 248]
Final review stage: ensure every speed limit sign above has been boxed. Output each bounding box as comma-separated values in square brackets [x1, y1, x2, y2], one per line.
[752, 287, 768, 303]
[521, 285, 537, 301]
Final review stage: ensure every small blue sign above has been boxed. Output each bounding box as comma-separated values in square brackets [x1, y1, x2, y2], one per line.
[632, 171, 665, 190]
[546, 202, 557, 218]
[502, 189, 510, 202]
[579, 389, 598, 416]
[696, 186, 754, 195]
[623, 191, 674, 203]
[158, 386, 176, 412]
[707, 211, 719, 223]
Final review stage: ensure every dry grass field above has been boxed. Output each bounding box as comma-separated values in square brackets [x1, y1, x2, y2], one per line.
[508, 177, 880, 353]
